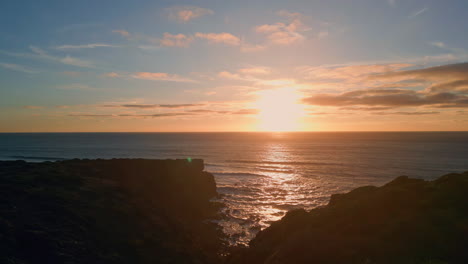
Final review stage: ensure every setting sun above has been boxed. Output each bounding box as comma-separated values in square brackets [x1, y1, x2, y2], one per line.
[255, 87, 306, 132]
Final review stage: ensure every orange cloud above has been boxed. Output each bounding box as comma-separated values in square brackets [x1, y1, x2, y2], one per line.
[238, 67, 271, 75]
[298, 63, 414, 81]
[255, 10, 309, 45]
[159, 33, 193, 47]
[102, 104, 204, 109]
[195, 32, 240, 46]
[240, 43, 267, 52]
[303, 88, 468, 108]
[373, 62, 468, 82]
[166, 6, 213, 23]
[218, 71, 242, 79]
[68, 113, 194, 119]
[132, 72, 194, 82]
[23, 105, 44, 109]
[54, 43, 117, 50]
[102, 72, 120, 78]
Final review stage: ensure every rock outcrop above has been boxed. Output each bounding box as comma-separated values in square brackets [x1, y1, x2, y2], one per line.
[0, 159, 224, 264]
[230, 171, 468, 264]
[2, 159, 467, 264]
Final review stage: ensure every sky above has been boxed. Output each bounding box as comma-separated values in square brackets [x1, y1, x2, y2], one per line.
[1, 0, 468, 132]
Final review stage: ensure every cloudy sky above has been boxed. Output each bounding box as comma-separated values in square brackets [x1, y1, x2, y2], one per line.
[1, 0, 468, 132]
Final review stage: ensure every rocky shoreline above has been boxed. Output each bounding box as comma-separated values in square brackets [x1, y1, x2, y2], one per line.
[0, 159, 225, 264]
[229, 171, 468, 264]
[1, 159, 467, 263]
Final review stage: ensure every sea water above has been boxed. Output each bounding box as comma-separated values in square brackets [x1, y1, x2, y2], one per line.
[1, 132, 467, 244]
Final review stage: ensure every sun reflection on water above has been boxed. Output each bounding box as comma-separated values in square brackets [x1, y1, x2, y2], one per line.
[215, 135, 321, 245]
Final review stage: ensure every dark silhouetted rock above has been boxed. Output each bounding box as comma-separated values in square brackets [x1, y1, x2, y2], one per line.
[0, 159, 225, 264]
[3, 159, 467, 264]
[230, 171, 468, 264]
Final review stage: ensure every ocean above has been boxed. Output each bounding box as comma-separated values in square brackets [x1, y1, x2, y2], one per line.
[1, 132, 467, 245]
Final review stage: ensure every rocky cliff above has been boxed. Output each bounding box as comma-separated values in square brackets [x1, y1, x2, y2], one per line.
[230, 171, 468, 264]
[0, 159, 224, 264]
[2, 159, 467, 264]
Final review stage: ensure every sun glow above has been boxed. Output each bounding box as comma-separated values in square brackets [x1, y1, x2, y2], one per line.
[255, 87, 306, 132]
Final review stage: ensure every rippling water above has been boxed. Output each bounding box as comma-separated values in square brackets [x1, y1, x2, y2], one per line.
[1, 132, 467, 245]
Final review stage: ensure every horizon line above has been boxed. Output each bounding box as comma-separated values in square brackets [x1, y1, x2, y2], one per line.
[1, 131, 468, 134]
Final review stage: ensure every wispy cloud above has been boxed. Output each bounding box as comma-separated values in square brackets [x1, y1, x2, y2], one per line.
[231, 108, 259, 115]
[218, 71, 243, 80]
[372, 111, 440, 115]
[240, 43, 267, 52]
[120, 31, 195, 48]
[409, 7, 428, 18]
[238, 67, 271, 75]
[62, 71, 83, 77]
[159, 104, 203, 108]
[302, 62, 468, 109]
[112, 29, 130, 38]
[100, 71, 195, 82]
[256, 78, 297, 87]
[299, 62, 468, 112]
[54, 43, 118, 50]
[339, 106, 394, 111]
[102, 72, 120, 78]
[216, 67, 300, 90]
[57, 23, 101, 33]
[137, 45, 161, 51]
[428, 80, 468, 93]
[255, 10, 309, 45]
[23, 105, 44, 109]
[0, 62, 38, 73]
[68, 112, 196, 119]
[131, 72, 195, 82]
[430, 42, 445, 48]
[183, 108, 259, 116]
[426, 42, 468, 62]
[298, 63, 413, 81]
[195, 32, 241, 46]
[102, 103, 204, 109]
[1, 46, 95, 68]
[59, 55, 94, 68]
[118, 113, 195, 118]
[373, 62, 468, 81]
[303, 88, 468, 108]
[68, 113, 116, 117]
[112, 29, 249, 50]
[295, 63, 415, 92]
[159, 33, 194, 47]
[165, 6, 214, 23]
[56, 83, 96, 90]
[68, 108, 259, 119]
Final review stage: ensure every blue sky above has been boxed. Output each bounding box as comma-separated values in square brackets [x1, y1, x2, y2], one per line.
[1, 0, 468, 131]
